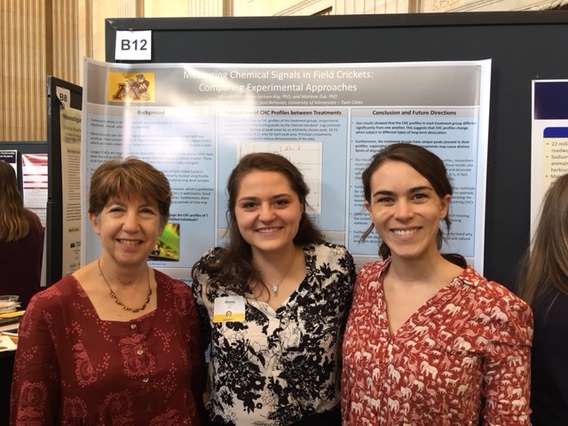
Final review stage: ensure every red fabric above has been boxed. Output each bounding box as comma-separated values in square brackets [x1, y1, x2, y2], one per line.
[342, 260, 533, 425]
[10, 270, 205, 425]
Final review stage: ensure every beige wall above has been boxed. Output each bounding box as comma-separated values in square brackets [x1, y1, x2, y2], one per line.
[230, 0, 410, 15]
[1, 0, 565, 141]
[1, 0, 46, 141]
[420, 0, 568, 12]
[91, 2, 125, 63]
[230, 0, 567, 14]
[233, 0, 333, 15]
[144, 0, 224, 17]
[1, 0, 79, 141]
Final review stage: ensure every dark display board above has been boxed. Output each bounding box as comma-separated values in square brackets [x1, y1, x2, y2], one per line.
[105, 11, 568, 290]
[46, 76, 82, 286]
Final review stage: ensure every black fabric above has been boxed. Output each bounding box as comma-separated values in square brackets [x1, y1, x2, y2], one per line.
[206, 406, 341, 426]
[530, 286, 568, 425]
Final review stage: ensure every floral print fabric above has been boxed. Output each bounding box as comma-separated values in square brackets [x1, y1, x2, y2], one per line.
[342, 260, 533, 426]
[10, 271, 205, 426]
[192, 243, 355, 425]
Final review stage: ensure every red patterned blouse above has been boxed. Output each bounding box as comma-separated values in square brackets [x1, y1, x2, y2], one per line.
[342, 260, 533, 425]
[10, 271, 205, 426]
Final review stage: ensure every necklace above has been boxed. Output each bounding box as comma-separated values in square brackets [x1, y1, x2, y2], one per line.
[97, 258, 152, 313]
[269, 248, 297, 296]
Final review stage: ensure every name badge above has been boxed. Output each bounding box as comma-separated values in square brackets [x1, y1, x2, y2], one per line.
[213, 296, 246, 323]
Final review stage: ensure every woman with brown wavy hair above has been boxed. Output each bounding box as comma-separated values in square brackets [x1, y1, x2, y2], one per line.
[520, 173, 568, 424]
[342, 143, 532, 425]
[0, 161, 44, 308]
[192, 152, 355, 425]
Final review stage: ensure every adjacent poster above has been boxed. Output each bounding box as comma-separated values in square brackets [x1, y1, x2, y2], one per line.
[22, 153, 48, 227]
[83, 59, 491, 277]
[60, 108, 83, 274]
[0, 150, 18, 175]
[531, 80, 568, 232]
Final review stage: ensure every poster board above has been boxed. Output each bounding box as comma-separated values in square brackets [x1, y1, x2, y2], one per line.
[104, 11, 568, 290]
[46, 76, 83, 286]
[82, 59, 490, 279]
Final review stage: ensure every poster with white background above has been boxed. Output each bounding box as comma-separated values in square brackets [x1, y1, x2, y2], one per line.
[83, 59, 491, 278]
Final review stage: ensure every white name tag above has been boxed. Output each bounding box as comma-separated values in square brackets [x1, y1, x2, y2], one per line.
[213, 296, 246, 323]
[115, 30, 152, 61]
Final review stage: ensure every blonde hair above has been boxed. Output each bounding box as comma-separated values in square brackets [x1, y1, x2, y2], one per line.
[520, 173, 568, 306]
[0, 161, 40, 241]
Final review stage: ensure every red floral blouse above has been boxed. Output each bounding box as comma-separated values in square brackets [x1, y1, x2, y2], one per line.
[10, 271, 205, 425]
[342, 260, 533, 425]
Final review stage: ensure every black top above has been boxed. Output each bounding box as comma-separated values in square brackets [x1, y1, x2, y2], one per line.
[0, 215, 43, 308]
[530, 286, 568, 425]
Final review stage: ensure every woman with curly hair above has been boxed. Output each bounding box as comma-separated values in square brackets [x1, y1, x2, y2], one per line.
[192, 152, 355, 425]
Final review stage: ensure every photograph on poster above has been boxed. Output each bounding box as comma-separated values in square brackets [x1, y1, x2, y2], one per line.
[150, 223, 180, 261]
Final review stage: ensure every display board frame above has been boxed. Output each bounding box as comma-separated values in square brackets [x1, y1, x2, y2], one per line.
[104, 11, 568, 289]
[46, 76, 83, 286]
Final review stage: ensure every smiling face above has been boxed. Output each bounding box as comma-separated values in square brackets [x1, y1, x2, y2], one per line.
[364, 161, 450, 263]
[90, 193, 163, 268]
[234, 170, 304, 257]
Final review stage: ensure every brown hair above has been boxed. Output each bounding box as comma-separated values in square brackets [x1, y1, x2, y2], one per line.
[360, 143, 466, 267]
[520, 173, 568, 307]
[193, 152, 325, 295]
[0, 161, 41, 241]
[88, 157, 171, 227]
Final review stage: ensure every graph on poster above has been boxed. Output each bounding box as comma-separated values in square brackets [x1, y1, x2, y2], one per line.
[238, 141, 322, 213]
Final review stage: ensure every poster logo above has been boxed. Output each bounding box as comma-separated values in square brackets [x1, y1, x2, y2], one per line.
[108, 72, 155, 102]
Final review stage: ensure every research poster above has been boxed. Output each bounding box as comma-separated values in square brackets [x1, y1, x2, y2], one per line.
[531, 80, 568, 233]
[60, 108, 83, 275]
[82, 59, 491, 278]
[0, 150, 17, 175]
[22, 153, 48, 227]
